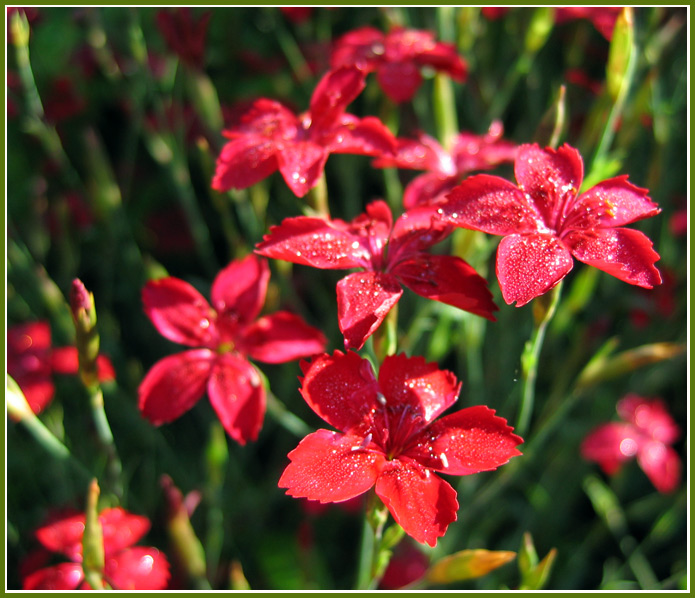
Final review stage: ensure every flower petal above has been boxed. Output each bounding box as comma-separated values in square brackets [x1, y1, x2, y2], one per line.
[23, 563, 84, 590]
[395, 254, 498, 320]
[104, 546, 170, 590]
[567, 175, 660, 229]
[439, 174, 540, 235]
[378, 353, 461, 425]
[389, 204, 451, 257]
[138, 349, 214, 425]
[580, 422, 639, 475]
[514, 143, 584, 227]
[375, 461, 458, 547]
[406, 406, 523, 475]
[496, 233, 574, 306]
[211, 135, 280, 192]
[211, 254, 269, 324]
[35, 510, 85, 560]
[377, 61, 423, 103]
[565, 228, 662, 288]
[337, 271, 403, 350]
[402, 173, 457, 209]
[277, 140, 329, 197]
[207, 354, 265, 445]
[299, 350, 380, 433]
[240, 311, 327, 364]
[617, 395, 680, 444]
[279, 429, 385, 503]
[255, 215, 370, 269]
[328, 115, 397, 158]
[99, 508, 151, 555]
[309, 66, 365, 132]
[637, 441, 681, 494]
[142, 278, 217, 347]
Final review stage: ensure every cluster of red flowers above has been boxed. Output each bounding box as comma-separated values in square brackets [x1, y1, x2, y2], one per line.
[12, 9, 678, 590]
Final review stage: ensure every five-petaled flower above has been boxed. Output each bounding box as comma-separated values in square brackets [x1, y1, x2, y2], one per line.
[331, 26, 467, 103]
[278, 351, 522, 546]
[7, 321, 115, 417]
[211, 66, 396, 197]
[255, 199, 497, 350]
[436, 143, 662, 306]
[21, 507, 170, 590]
[138, 254, 326, 444]
[581, 394, 681, 493]
[373, 121, 517, 209]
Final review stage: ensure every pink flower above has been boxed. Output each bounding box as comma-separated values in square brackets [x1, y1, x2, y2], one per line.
[373, 121, 518, 208]
[255, 200, 497, 350]
[581, 394, 681, 493]
[156, 7, 211, 69]
[436, 143, 662, 306]
[212, 67, 396, 197]
[331, 26, 467, 103]
[138, 254, 327, 444]
[278, 351, 522, 546]
[7, 321, 115, 416]
[22, 507, 170, 590]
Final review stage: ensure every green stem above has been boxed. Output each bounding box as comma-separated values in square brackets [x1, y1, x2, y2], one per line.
[87, 385, 123, 499]
[355, 492, 390, 590]
[515, 281, 563, 438]
[266, 390, 312, 438]
[306, 171, 329, 217]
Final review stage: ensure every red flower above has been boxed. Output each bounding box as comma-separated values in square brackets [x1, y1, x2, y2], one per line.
[379, 539, 429, 589]
[212, 67, 396, 197]
[436, 143, 662, 306]
[255, 200, 497, 350]
[278, 351, 522, 546]
[331, 26, 467, 103]
[7, 321, 115, 416]
[22, 507, 170, 590]
[138, 254, 327, 444]
[373, 121, 518, 208]
[554, 7, 623, 41]
[581, 394, 681, 493]
[156, 7, 211, 70]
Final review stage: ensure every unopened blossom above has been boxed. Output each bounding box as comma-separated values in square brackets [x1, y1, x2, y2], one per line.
[138, 254, 326, 444]
[373, 122, 517, 208]
[256, 200, 497, 350]
[581, 394, 681, 493]
[212, 67, 396, 197]
[279, 351, 522, 546]
[331, 26, 467, 103]
[7, 321, 115, 416]
[436, 143, 662, 306]
[22, 507, 170, 590]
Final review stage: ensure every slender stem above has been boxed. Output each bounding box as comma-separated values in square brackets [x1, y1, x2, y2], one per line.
[266, 390, 312, 438]
[306, 171, 329, 217]
[515, 281, 563, 438]
[87, 384, 123, 499]
[354, 492, 390, 590]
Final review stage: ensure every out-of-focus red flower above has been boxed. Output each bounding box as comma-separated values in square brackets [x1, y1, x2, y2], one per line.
[279, 351, 522, 546]
[280, 7, 314, 24]
[581, 394, 681, 493]
[256, 200, 497, 350]
[379, 539, 429, 589]
[373, 121, 518, 208]
[554, 7, 623, 41]
[138, 254, 327, 444]
[7, 321, 115, 416]
[331, 26, 467, 103]
[22, 507, 170, 590]
[565, 68, 603, 95]
[480, 7, 510, 20]
[156, 7, 211, 70]
[436, 143, 662, 306]
[212, 67, 396, 197]
[42, 76, 85, 124]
